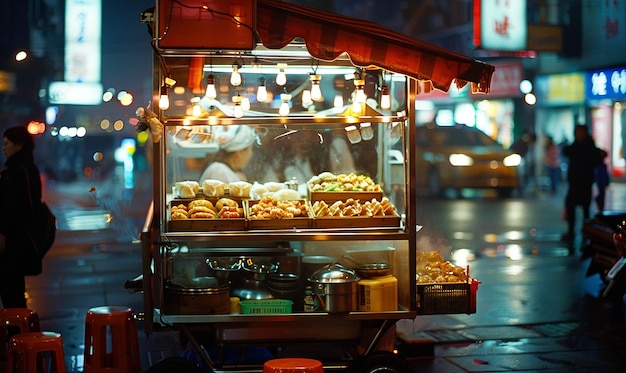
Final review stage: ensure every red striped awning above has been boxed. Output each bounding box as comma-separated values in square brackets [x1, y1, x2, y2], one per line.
[256, 0, 494, 93]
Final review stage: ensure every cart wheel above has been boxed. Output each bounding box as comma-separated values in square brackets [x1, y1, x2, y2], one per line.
[145, 357, 203, 373]
[351, 351, 413, 373]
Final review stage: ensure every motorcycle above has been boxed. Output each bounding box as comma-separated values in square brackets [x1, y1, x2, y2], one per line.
[582, 211, 626, 300]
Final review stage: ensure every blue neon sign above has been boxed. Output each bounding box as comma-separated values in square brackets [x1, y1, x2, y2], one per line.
[586, 67, 626, 100]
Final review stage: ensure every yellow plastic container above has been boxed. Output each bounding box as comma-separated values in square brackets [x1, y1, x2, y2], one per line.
[357, 275, 398, 312]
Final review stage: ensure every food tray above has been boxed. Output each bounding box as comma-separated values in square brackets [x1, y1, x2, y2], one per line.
[416, 279, 479, 315]
[247, 200, 313, 229]
[313, 214, 401, 229]
[167, 198, 247, 232]
[309, 190, 383, 203]
[239, 299, 294, 314]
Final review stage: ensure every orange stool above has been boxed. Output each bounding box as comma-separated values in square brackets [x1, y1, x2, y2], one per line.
[263, 358, 324, 373]
[83, 306, 141, 373]
[6, 331, 66, 373]
[0, 309, 41, 361]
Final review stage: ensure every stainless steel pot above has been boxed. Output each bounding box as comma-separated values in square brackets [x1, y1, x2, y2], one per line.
[308, 264, 359, 313]
[163, 280, 230, 315]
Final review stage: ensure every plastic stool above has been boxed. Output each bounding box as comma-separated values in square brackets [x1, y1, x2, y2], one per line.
[263, 358, 324, 373]
[83, 306, 141, 373]
[6, 331, 66, 373]
[0, 309, 41, 361]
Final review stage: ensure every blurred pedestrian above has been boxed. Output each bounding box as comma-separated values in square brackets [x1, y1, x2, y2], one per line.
[543, 136, 561, 195]
[0, 125, 42, 308]
[561, 125, 604, 241]
[594, 148, 609, 213]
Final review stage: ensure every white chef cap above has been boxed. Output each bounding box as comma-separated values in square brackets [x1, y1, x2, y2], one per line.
[215, 125, 257, 152]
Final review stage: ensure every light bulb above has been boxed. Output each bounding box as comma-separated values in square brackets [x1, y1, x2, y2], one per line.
[256, 77, 267, 102]
[192, 103, 201, 117]
[302, 89, 312, 106]
[380, 85, 391, 110]
[158, 86, 170, 110]
[309, 74, 322, 101]
[334, 95, 344, 108]
[354, 79, 366, 103]
[241, 96, 250, 111]
[232, 94, 244, 118]
[205, 74, 217, 99]
[352, 101, 362, 114]
[279, 93, 291, 116]
[276, 63, 287, 86]
[230, 63, 242, 86]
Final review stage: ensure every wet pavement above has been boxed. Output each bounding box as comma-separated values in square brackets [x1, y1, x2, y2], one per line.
[6, 175, 626, 372]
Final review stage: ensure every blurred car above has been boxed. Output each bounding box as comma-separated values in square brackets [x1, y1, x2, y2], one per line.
[413, 123, 522, 197]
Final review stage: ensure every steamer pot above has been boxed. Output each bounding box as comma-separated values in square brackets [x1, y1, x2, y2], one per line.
[308, 264, 359, 313]
[163, 280, 230, 315]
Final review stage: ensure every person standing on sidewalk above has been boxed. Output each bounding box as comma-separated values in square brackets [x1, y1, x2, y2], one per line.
[561, 125, 604, 241]
[594, 148, 610, 213]
[543, 136, 561, 195]
[0, 125, 42, 308]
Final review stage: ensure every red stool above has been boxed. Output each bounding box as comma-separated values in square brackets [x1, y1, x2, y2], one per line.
[6, 331, 66, 373]
[263, 358, 324, 373]
[0, 309, 41, 361]
[83, 306, 141, 373]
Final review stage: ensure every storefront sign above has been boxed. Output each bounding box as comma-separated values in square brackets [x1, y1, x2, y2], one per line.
[49, 81, 103, 105]
[0, 70, 15, 93]
[585, 67, 626, 100]
[474, 0, 527, 51]
[535, 73, 585, 106]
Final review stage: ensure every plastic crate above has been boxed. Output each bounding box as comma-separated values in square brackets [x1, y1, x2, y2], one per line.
[416, 279, 479, 315]
[239, 300, 294, 314]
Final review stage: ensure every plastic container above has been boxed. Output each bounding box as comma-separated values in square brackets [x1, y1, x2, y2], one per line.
[358, 275, 398, 312]
[239, 299, 294, 314]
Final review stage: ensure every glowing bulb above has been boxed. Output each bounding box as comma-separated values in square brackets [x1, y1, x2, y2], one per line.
[192, 103, 201, 117]
[276, 63, 287, 86]
[230, 63, 242, 86]
[158, 86, 170, 110]
[309, 74, 322, 101]
[232, 94, 244, 118]
[241, 96, 250, 111]
[352, 101, 362, 114]
[354, 79, 366, 103]
[334, 95, 344, 108]
[257, 77, 267, 102]
[302, 90, 312, 106]
[205, 74, 217, 99]
[279, 93, 291, 116]
[380, 85, 391, 110]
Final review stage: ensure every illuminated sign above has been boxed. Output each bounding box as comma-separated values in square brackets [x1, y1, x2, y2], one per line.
[535, 73, 585, 106]
[474, 0, 527, 51]
[49, 81, 103, 105]
[585, 67, 626, 100]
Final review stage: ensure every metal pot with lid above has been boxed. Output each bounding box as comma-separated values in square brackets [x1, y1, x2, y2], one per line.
[308, 263, 359, 313]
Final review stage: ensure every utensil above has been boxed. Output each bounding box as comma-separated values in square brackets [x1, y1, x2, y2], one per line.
[342, 255, 393, 278]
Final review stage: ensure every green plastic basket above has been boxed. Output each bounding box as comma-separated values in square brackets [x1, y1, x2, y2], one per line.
[239, 299, 293, 314]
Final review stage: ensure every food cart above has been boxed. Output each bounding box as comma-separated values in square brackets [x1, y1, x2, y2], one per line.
[139, 1, 493, 371]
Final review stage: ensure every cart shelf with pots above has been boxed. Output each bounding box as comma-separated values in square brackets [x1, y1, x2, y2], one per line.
[139, 1, 493, 371]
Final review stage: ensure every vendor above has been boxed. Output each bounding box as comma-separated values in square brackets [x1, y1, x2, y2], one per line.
[199, 125, 257, 183]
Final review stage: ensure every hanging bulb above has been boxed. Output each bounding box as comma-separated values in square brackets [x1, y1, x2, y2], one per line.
[276, 63, 287, 86]
[309, 74, 322, 102]
[352, 101, 362, 115]
[279, 93, 291, 116]
[205, 74, 217, 99]
[158, 86, 170, 110]
[230, 62, 242, 86]
[333, 95, 344, 108]
[192, 103, 202, 117]
[257, 77, 267, 102]
[232, 93, 243, 118]
[241, 96, 250, 111]
[380, 85, 391, 110]
[301, 89, 312, 107]
[354, 79, 367, 103]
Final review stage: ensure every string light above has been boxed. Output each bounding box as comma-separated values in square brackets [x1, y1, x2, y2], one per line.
[158, 86, 170, 110]
[302, 89, 312, 107]
[257, 77, 268, 102]
[352, 78, 366, 114]
[230, 61, 242, 86]
[309, 74, 322, 102]
[232, 93, 243, 118]
[276, 63, 287, 86]
[241, 95, 251, 111]
[279, 92, 291, 116]
[205, 74, 217, 99]
[380, 84, 391, 110]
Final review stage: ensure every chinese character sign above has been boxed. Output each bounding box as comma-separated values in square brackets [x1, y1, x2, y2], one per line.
[478, 0, 527, 51]
[586, 67, 626, 100]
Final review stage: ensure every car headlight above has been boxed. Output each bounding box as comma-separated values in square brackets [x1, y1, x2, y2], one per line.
[449, 153, 473, 166]
[503, 154, 522, 167]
